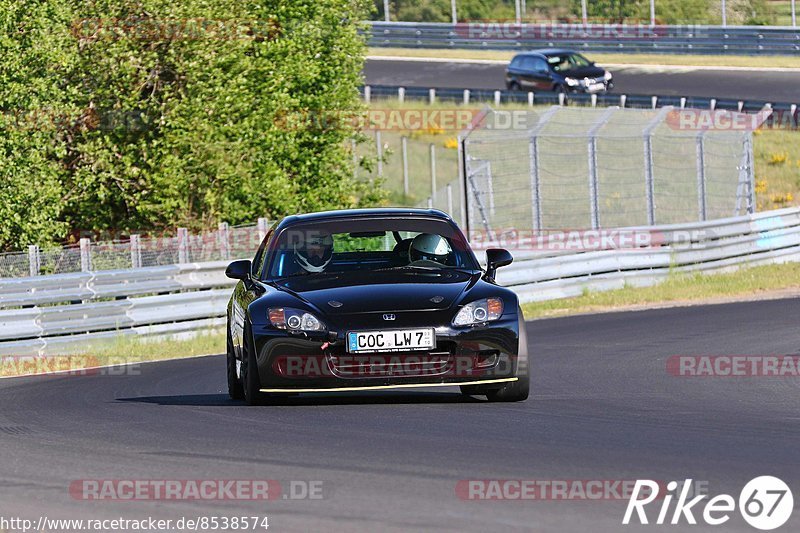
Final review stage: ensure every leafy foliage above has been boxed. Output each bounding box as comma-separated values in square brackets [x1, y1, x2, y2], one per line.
[0, 0, 383, 250]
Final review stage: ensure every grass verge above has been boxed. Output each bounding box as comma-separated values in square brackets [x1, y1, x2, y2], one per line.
[368, 47, 800, 69]
[1, 331, 225, 378]
[522, 262, 800, 320]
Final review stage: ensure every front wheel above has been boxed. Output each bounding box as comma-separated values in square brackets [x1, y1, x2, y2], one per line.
[240, 324, 267, 406]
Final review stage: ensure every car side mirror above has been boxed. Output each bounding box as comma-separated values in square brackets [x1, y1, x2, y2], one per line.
[485, 248, 513, 280]
[225, 259, 252, 280]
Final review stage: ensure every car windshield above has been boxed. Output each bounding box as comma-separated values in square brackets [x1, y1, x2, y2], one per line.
[266, 217, 479, 279]
[547, 53, 591, 72]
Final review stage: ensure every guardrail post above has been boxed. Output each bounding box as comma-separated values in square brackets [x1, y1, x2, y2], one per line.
[680, 97, 686, 109]
[257, 218, 269, 241]
[450, 0, 457, 24]
[130, 234, 142, 268]
[28, 245, 40, 277]
[620, 94, 627, 108]
[430, 143, 437, 202]
[218, 222, 231, 261]
[429, 88, 436, 105]
[398, 87, 405, 103]
[738, 101, 744, 112]
[651, 96, 658, 109]
[376, 130, 383, 177]
[710, 98, 717, 110]
[696, 134, 707, 221]
[80, 238, 92, 272]
[590, 94, 597, 107]
[177, 228, 189, 264]
[427, 197, 433, 208]
[401, 136, 409, 198]
[528, 92, 534, 107]
[494, 91, 501, 106]
[558, 93, 566, 106]
[792, 0, 797, 27]
[364, 85, 371, 103]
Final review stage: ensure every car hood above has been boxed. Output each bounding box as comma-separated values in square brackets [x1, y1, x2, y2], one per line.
[273, 269, 479, 314]
[560, 66, 606, 79]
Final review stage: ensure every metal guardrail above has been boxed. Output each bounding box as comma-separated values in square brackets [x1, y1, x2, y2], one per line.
[1, 208, 799, 355]
[366, 21, 800, 55]
[362, 84, 800, 117]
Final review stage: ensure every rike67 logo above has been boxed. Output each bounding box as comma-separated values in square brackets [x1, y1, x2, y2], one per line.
[623, 476, 794, 530]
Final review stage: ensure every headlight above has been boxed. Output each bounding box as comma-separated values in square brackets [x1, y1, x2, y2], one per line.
[453, 298, 504, 327]
[268, 308, 326, 331]
[604, 71, 613, 81]
[565, 77, 579, 87]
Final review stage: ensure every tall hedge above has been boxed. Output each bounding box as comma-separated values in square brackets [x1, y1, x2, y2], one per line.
[0, 0, 381, 250]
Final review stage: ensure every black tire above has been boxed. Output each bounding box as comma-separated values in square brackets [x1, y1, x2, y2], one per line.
[507, 81, 521, 91]
[240, 324, 266, 406]
[227, 329, 244, 400]
[462, 310, 530, 402]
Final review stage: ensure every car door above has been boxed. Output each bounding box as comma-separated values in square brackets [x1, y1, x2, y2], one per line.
[230, 230, 272, 357]
[516, 56, 539, 90]
[529, 57, 553, 90]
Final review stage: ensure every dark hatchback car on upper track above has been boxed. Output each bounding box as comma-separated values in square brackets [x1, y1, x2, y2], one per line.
[224, 208, 529, 405]
[506, 49, 613, 94]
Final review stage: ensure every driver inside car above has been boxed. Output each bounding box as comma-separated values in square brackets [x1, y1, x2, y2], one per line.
[408, 233, 453, 266]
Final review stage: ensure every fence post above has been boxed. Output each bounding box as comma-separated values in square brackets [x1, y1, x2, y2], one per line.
[620, 94, 627, 108]
[463, 89, 470, 105]
[364, 85, 371, 103]
[218, 222, 231, 261]
[376, 130, 383, 177]
[528, 92, 534, 107]
[446, 183, 454, 216]
[430, 143, 437, 202]
[80, 238, 92, 272]
[586, 108, 616, 229]
[429, 88, 436, 105]
[257, 217, 269, 241]
[28, 245, 40, 277]
[792, 0, 797, 27]
[696, 134, 707, 221]
[528, 136, 542, 232]
[177, 227, 189, 264]
[642, 106, 672, 226]
[130, 234, 142, 268]
[398, 87, 405, 103]
[401, 136, 409, 198]
[451, 0, 457, 24]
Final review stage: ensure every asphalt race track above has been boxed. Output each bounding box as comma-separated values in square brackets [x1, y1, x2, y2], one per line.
[364, 58, 800, 103]
[1, 297, 799, 532]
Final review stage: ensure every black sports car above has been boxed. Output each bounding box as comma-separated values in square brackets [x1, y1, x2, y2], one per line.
[224, 208, 529, 405]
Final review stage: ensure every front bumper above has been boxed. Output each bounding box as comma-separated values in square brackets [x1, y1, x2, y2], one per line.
[250, 314, 523, 392]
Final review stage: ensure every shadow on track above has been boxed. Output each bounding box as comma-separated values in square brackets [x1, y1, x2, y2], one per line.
[117, 391, 487, 407]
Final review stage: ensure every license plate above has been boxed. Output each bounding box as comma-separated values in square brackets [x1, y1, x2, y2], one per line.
[347, 328, 435, 353]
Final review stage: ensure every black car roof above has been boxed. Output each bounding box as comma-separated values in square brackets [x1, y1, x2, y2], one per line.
[512, 48, 578, 58]
[277, 207, 453, 228]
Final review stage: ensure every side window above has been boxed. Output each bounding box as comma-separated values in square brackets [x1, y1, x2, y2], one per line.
[519, 57, 536, 71]
[510, 56, 522, 69]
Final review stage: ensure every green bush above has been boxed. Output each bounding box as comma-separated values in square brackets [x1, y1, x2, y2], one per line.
[0, 0, 383, 251]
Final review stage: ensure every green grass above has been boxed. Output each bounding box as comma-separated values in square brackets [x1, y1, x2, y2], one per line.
[368, 47, 800, 69]
[1, 331, 225, 378]
[522, 261, 800, 319]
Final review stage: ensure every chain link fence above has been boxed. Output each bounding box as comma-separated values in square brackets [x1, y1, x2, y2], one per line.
[0, 221, 270, 279]
[462, 105, 764, 234]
